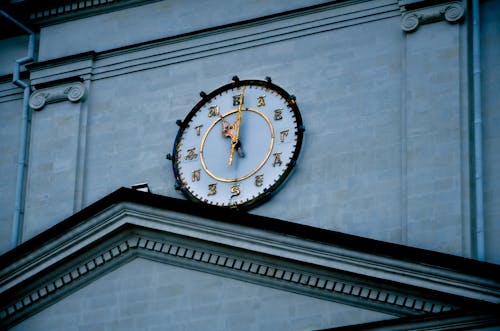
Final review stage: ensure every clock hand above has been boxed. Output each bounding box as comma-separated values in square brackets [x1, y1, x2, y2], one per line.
[236, 140, 245, 158]
[229, 138, 237, 165]
[229, 86, 246, 165]
[220, 115, 233, 138]
[219, 115, 240, 164]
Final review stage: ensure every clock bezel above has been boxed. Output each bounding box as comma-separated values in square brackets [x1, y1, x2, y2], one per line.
[171, 78, 304, 210]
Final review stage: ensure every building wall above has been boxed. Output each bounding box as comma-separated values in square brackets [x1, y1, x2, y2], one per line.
[0, 0, 498, 263]
[0, 36, 30, 252]
[10, 258, 392, 331]
[35, 0, 330, 62]
[0, 36, 29, 76]
[0, 90, 22, 251]
[481, 0, 500, 264]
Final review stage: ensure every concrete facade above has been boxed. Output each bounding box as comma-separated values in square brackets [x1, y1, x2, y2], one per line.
[481, 0, 500, 264]
[10, 258, 392, 331]
[1, 193, 498, 329]
[0, 0, 499, 329]
[2, 0, 496, 257]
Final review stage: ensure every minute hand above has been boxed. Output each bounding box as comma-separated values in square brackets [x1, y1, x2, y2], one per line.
[229, 86, 245, 165]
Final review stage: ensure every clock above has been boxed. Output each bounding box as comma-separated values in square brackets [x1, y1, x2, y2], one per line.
[171, 76, 304, 210]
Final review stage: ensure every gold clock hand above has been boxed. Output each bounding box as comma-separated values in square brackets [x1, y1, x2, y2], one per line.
[236, 86, 245, 128]
[229, 86, 246, 165]
[229, 139, 237, 165]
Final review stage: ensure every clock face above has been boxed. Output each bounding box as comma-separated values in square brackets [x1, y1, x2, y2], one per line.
[172, 78, 304, 209]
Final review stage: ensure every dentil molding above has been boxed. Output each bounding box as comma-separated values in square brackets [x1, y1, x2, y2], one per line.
[0, 230, 458, 328]
[400, 1, 465, 32]
[0, 189, 498, 329]
[29, 81, 86, 110]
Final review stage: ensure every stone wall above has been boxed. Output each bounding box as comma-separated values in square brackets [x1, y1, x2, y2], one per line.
[0, 88, 22, 251]
[0, 0, 498, 263]
[481, 0, 500, 264]
[10, 258, 392, 331]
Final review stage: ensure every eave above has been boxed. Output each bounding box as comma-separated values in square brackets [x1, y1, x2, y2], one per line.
[0, 188, 498, 329]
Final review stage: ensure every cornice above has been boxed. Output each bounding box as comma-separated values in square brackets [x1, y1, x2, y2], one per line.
[27, 52, 95, 86]
[0, 0, 161, 30]
[91, 1, 399, 81]
[27, 0, 160, 25]
[0, 72, 30, 103]
[20, 0, 466, 87]
[0, 188, 498, 329]
[0, 82, 23, 103]
[24, 1, 400, 84]
[329, 308, 500, 330]
[0, 227, 462, 329]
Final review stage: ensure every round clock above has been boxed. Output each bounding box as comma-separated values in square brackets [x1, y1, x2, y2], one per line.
[171, 77, 304, 210]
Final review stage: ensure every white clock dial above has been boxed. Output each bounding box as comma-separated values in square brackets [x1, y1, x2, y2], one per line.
[172, 78, 304, 209]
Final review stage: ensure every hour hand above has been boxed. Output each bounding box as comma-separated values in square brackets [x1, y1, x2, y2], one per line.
[220, 115, 243, 165]
[235, 140, 245, 158]
[220, 115, 237, 139]
[228, 136, 246, 165]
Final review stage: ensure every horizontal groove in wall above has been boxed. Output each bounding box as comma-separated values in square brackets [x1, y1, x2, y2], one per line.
[91, 3, 399, 81]
[27, 1, 399, 85]
[0, 85, 24, 103]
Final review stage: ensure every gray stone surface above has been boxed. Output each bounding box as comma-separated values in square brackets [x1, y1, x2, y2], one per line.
[37, 0, 329, 61]
[481, 0, 500, 264]
[0, 96, 22, 254]
[0, 36, 28, 76]
[23, 101, 81, 239]
[252, 17, 405, 244]
[10, 258, 393, 331]
[0, 0, 498, 263]
[1, 2, 499, 330]
[405, 22, 465, 255]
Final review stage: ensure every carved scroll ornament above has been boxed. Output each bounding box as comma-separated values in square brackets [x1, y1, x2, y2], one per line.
[29, 81, 86, 110]
[401, 1, 465, 32]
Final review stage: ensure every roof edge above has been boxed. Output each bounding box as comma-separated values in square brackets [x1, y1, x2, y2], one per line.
[1, 187, 498, 280]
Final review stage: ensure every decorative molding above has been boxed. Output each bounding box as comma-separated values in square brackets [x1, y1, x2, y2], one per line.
[0, 83, 24, 103]
[400, 1, 465, 32]
[92, 1, 398, 81]
[27, 0, 160, 26]
[28, 81, 86, 110]
[29, 0, 124, 20]
[333, 309, 500, 330]
[26, 1, 400, 83]
[0, 190, 498, 328]
[0, 230, 460, 328]
[27, 52, 95, 86]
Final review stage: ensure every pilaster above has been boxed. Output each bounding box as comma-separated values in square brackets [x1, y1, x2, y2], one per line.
[399, 0, 467, 254]
[22, 54, 94, 241]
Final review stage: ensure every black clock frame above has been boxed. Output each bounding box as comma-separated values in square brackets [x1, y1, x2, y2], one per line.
[170, 77, 304, 210]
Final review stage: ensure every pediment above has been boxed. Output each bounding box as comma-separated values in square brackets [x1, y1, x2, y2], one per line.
[10, 257, 393, 331]
[1, 188, 499, 329]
